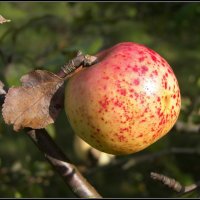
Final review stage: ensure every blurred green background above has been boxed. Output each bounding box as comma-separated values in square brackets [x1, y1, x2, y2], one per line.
[0, 2, 200, 198]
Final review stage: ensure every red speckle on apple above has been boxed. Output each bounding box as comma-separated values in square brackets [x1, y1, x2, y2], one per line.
[133, 78, 140, 86]
[151, 55, 157, 62]
[65, 42, 181, 155]
[139, 57, 145, 62]
[141, 65, 148, 74]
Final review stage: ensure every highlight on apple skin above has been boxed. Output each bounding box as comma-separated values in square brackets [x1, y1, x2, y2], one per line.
[64, 42, 181, 155]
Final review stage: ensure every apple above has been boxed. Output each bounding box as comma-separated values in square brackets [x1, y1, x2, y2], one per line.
[64, 42, 181, 155]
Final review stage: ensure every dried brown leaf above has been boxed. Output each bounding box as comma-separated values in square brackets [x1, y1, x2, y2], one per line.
[2, 70, 64, 131]
[0, 15, 11, 24]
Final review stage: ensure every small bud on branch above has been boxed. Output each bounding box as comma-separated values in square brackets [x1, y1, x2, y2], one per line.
[59, 51, 98, 78]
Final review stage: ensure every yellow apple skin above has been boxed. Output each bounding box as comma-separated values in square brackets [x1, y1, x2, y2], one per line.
[64, 42, 181, 155]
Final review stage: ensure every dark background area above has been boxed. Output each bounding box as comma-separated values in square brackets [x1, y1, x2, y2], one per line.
[0, 2, 200, 198]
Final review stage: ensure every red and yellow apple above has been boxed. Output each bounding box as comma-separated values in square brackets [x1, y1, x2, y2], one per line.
[64, 42, 181, 155]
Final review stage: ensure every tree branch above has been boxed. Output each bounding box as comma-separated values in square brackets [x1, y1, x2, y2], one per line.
[30, 53, 100, 197]
[150, 172, 200, 195]
[26, 129, 101, 198]
[0, 96, 101, 198]
[0, 51, 101, 198]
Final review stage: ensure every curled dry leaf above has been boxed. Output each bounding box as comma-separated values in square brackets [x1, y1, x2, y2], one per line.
[2, 70, 64, 131]
[0, 15, 11, 24]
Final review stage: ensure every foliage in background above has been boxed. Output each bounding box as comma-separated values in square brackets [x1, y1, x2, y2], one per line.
[0, 2, 200, 197]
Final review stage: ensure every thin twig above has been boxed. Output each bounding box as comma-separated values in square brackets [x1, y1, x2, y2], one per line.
[175, 121, 200, 134]
[150, 172, 200, 195]
[86, 147, 200, 175]
[122, 147, 200, 170]
[150, 172, 183, 192]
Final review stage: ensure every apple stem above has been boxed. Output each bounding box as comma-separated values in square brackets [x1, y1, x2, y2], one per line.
[57, 51, 98, 78]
